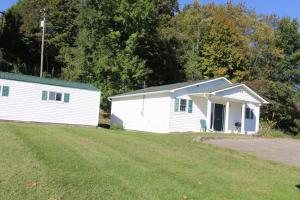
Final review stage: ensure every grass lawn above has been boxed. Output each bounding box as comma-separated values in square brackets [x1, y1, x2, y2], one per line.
[0, 122, 299, 200]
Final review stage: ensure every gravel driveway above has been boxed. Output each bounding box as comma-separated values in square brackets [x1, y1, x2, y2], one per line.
[204, 138, 300, 168]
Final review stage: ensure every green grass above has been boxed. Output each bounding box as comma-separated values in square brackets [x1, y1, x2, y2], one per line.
[0, 122, 299, 200]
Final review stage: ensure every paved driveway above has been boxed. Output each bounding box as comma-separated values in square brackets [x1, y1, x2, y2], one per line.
[204, 138, 300, 168]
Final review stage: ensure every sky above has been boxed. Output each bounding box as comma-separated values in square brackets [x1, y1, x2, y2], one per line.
[1, 0, 300, 22]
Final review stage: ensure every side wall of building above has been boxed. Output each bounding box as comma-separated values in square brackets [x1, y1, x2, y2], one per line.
[110, 93, 171, 133]
[0, 79, 100, 126]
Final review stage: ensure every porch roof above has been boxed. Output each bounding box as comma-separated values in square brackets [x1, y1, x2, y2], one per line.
[189, 83, 269, 104]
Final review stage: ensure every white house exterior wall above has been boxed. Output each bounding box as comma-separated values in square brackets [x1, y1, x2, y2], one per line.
[110, 93, 171, 133]
[0, 79, 100, 126]
[168, 79, 229, 132]
[168, 94, 207, 132]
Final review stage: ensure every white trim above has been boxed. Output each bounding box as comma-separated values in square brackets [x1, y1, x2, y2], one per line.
[109, 77, 231, 100]
[108, 90, 171, 100]
[170, 77, 232, 92]
[212, 84, 269, 104]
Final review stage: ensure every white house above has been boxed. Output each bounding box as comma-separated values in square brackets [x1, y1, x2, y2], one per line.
[109, 77, 268, 134]
[0, 71, 100, 126]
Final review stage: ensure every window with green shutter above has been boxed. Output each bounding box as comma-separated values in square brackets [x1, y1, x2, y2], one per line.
[174, 98, 179, 112]
[2, 86, 9, 97]
[42, 91, 48, 100]
[64, 93, 70, 103]
[188, 100, 193, 113]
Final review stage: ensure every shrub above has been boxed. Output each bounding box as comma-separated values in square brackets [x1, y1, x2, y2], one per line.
[261, 130, 285, 138]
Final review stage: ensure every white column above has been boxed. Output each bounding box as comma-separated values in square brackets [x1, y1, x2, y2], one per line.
[224, 101, 230, 133]
[255, 105, 260, 133]
[241, 103, 246, 134]
[206, 97, 212, 131]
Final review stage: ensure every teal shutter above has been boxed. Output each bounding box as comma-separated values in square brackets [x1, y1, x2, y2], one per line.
[42, 91, 48, 100]
[64, 93, 70, 103]
[188, 100, 193, 113]
[2, 86, 9, 96]
[174, 98, 179, 112]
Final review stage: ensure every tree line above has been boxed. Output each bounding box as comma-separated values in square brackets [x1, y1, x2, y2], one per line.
[0, 0, 299, 134]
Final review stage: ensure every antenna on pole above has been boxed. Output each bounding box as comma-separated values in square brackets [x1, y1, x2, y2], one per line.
[40, 8, 46, 77]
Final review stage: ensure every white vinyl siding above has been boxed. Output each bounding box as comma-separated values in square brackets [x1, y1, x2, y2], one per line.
[0, 78, 100, 126]
[111, 93, 171, 133]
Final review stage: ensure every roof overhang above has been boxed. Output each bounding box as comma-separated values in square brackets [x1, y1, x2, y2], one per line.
[108, 90, 171, 100]
[170, 77, 232, 92]
[189, 84, 269, 104]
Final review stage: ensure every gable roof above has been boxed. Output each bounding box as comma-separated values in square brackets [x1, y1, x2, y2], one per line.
[109, 77, 230, 99]
[192, 83, 269, 104]
[0, 71, 99, 91]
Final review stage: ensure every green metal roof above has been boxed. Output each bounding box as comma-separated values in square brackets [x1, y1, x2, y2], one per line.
[0, 71, 99, 91]
[110, 77, 229, 98]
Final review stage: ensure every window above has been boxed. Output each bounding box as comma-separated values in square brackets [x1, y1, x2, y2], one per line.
[43, 91, 70, 102]
[56, 93, 62, 101]
[48, 91, 62, 102]
[180, 99, 187, 112]
[174, 98, 192, 113]
[49, 92, 56, 101]
[2, 86, 9, 97]
[245, 108, 254, 119]
[188, 100, 193, 113]
[64, 93, 70, 103]
[42, 91, 48, 101]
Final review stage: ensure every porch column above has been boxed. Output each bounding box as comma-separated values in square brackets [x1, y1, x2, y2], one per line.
[241, 103, 246, 134]
[224, 101, 230, 133]
[206, 97, 212, 131]
[255, 105, 260, 133]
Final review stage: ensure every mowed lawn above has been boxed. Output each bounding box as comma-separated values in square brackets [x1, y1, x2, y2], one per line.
[0, 122, 299, 200]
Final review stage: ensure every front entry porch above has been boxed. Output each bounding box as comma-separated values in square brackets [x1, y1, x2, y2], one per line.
[191, 94, 260, 134]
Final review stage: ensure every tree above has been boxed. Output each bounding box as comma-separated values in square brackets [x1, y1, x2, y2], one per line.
[62, 0, 180, 110]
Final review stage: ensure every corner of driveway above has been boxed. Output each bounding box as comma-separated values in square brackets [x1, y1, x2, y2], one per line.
[204, 138, 300, 168]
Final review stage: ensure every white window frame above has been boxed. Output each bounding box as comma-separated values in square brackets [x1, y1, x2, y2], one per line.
[47, 91, 64, 103]
[180, 99, 187, 112]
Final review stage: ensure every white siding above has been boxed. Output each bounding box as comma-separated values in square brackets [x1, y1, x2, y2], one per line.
[169, 94, 207, 132]
[111, 93, 171, 133]
[0, 79, 100, 126]
[168, 79, 229, 132]
[227, 102, 242, 133]
[244, 103, 259, 134]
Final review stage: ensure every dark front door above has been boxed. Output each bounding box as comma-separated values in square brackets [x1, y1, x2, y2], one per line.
[213, 104, 224, 131]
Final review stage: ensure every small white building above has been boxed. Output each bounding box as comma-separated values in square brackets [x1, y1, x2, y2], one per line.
[0, 71, 100, 126]
[109, 77, 268, 134]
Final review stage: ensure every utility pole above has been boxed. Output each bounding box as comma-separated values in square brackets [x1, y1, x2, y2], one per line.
[0, 11, 4, 35]
[40, 8, 46, 77]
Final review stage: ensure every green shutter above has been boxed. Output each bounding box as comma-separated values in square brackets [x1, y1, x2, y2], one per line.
[188, 100, 193, 113]
[42, 91, 48, 100]
[2, 86, 9, 96]
[64, 93, 70, 103]
[174, 98, 179, 112]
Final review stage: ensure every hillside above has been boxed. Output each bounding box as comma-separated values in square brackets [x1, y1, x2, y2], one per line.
[0, 122, 299, 199]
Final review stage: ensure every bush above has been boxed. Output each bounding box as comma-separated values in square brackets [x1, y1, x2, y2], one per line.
[260, 130, 285, 138]
[110, 124, 124, 130]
